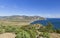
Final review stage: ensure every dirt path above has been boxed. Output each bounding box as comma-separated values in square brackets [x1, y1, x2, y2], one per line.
[50, 33, 60, 38]
[0, 33, 16, 38]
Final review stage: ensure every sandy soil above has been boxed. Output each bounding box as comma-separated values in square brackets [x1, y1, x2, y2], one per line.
[37, 31, 60, 38]
[50, 33, 60, 38]
[0, 33, 16, 38]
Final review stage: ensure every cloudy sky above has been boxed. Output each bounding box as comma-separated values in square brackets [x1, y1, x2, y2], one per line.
[0, 0, 60, 18]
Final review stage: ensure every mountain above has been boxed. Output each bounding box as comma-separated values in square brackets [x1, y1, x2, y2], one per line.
[0, 15, 45, 25]
[0, 15, 45, 22]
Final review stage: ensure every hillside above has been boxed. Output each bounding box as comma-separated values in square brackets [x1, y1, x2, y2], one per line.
[0, 15, 45, 21]
[0, 15, 45, 25]
[0, 24, 60, 38]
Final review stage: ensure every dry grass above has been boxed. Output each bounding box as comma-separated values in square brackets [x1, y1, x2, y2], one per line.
[0, 21, 30, 26]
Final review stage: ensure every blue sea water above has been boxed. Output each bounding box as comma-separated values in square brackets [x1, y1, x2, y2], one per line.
[31, 18, 60, 29]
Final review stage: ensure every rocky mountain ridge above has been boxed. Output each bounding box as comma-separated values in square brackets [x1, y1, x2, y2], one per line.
[0, 15, 45, 22]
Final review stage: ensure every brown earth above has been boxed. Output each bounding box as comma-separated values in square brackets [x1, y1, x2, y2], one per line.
[37, 31, 60, 38]
[50, 33, 60, 38]
[0, 33, 16, 38]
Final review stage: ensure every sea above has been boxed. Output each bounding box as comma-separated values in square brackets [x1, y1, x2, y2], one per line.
[31, 18, 60, 29]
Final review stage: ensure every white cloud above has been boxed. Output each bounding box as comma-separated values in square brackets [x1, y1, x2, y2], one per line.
[45, 14, 60, 18]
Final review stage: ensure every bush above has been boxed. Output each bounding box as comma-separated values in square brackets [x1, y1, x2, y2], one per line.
[38, 22, 54, 33]
[15, 30, 31, 38]
[0, 24, 37, 38]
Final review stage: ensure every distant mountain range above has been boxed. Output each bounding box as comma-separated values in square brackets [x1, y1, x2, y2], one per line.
[0, 15, 45, 23]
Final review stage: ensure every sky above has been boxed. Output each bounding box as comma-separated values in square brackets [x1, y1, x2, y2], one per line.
[0, 0, 60, 18]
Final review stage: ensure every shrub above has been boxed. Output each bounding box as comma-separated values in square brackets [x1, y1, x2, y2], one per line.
[15, 30, 31, 38]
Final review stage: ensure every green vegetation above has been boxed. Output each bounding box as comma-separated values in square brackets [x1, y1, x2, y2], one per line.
[55, 29, 60, 34]
[37, 22, 60, 38]
[0, 24, 37, 38]
[38, 22, 55, 33]
[0, 22, 60, 38]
